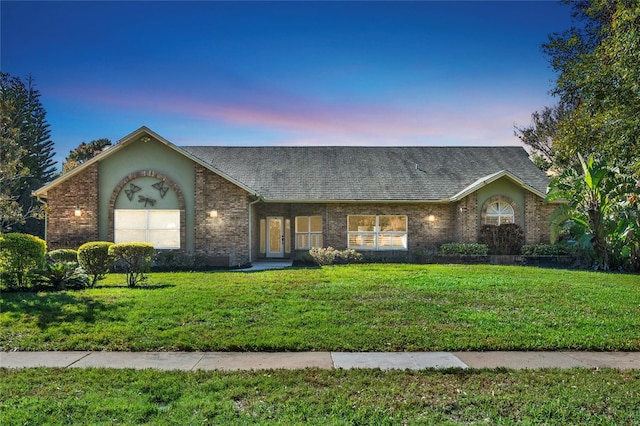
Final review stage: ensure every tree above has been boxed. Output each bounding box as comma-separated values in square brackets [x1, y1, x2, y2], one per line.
[543, 0, 640, 177]
[514, 103, 569, 172]
[547, 154, 639, 271]
[0, 72, 56, 235]
[62, 138, 112, 174]
[0, 95, 29, 231]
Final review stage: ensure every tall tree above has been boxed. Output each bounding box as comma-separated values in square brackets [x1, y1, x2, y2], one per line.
[0, 72, 56, 235]
[62, 138, 112, 174]
[544, 0, 640, 176]
[0, 93, 30, 232]
[514, 103, 569, 172]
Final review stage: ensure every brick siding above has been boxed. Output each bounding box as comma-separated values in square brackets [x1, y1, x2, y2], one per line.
[454, 192, 478, 243]
[46, 163, 99, 249]
[194, 164, 253, 266]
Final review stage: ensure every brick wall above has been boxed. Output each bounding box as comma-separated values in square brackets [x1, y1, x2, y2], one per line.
[455, 193, 478, 243]
[523, 192, 555, 244]
[255, 202, 457, 258]
[46, 163, 99, 249]
[252, 191, 554, 260]
[194, 164, 253, 266]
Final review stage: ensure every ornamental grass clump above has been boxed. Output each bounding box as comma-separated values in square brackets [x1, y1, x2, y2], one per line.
[108, 242, 154, 287]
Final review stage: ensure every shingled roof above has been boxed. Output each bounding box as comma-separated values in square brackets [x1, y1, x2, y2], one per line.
[181, 146, 549, 202]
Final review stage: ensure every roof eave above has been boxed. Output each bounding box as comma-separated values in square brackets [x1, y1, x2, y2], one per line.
[260, 198, 452, 204]
[448, 170, 547, 202]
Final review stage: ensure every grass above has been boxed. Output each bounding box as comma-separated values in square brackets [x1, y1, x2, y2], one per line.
[1, 264, 639, 351]
[1, 367, 638, 424]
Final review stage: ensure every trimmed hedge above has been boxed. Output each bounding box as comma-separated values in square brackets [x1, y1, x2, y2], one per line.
[78, 241, 115, 287]
[47, 249, 78, 264]
[521, 244, 568, 256]
[108, 242, 154, 287]
[439, 243, 489, 256]
[0, 233, 47, 290]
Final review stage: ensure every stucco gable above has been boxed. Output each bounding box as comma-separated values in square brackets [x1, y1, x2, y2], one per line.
[449, 170, 548, 201]
[34, 126, 258, 198]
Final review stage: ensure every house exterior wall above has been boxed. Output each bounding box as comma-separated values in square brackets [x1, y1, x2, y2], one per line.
[255, 201, 458, 259]
[253, 193, 554, 260]
[524, 192, 556, 244]
[45, 163, 99, 249]
[98, 137, 196, 251]
[194, 164, 253, 267]
[455, 193, 478, 243]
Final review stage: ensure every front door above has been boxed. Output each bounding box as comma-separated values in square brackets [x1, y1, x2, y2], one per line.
[267, 217, 284, 258]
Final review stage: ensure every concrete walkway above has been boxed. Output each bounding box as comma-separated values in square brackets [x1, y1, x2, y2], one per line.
[2, 351, 638, 371]
[236, 260, 293, 272]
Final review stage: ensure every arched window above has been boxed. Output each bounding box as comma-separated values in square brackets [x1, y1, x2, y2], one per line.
[109, 171, 185, 249]
[484, 201, 514, 225]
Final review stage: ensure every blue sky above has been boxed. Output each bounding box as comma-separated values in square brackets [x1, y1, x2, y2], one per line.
[2, 1, 573, 166]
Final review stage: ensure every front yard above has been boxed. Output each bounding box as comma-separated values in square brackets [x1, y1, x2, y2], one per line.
[1, 264, 638, 351]
[2, 264, 639, 424]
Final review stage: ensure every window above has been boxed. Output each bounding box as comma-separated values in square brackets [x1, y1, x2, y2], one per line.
[484, 201, 515, 225]
[295, 216, 323, 249]
[348, 215, 407, 250]
[114, 209, 180, 249]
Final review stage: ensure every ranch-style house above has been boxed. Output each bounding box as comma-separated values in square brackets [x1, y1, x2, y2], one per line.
[34, 126, 558, 267]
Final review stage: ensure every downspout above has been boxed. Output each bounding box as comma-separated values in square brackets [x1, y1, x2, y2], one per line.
[247, 196, 263, 264]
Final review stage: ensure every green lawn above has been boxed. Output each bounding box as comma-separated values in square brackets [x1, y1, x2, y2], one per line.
[2, 264, 638, 352]
[1, 367, 638, 424]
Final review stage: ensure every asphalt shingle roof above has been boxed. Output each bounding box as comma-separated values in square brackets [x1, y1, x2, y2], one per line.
[181, 146, 549, 201]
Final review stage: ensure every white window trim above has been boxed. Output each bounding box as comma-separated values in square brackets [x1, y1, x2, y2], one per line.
[295, 216, 323, 250]
[485, 201, 515, 226]
[347, 215, 408, 251]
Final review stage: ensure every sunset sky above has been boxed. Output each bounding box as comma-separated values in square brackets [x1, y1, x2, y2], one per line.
[2, 1, 574, 166]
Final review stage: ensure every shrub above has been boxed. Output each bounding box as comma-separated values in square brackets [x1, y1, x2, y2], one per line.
[439, 243, 488, 256]
[0, 233, 46, 290]
[32, 261, 89, 290]
[521, 244, 568, 256]
[152, 250, 206, 272]
[309, 247, 363, 266]
[78, 242, 115, 287]
[108, 242, 154, 287]
[47, 249, 78, 264]
[479, 224, 525, 255]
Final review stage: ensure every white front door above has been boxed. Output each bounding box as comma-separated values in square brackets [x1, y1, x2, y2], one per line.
[267, 217, 284, 258]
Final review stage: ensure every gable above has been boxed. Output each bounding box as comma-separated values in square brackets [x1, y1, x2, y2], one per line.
[33, 127, 256, 199]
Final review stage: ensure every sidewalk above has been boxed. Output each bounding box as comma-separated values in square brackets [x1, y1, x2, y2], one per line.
[2, 351, 638, 371]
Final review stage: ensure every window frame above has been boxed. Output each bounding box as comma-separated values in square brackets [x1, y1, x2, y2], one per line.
[347, 215, 408, 251]
[484, 201, 515, 226]
[114, 209, 180, 249]
[294, 216, 323, 250]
